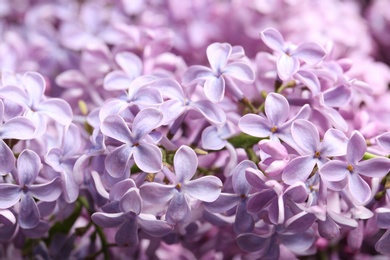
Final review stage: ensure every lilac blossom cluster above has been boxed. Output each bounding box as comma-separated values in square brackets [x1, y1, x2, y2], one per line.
[1, 0, 390, 259]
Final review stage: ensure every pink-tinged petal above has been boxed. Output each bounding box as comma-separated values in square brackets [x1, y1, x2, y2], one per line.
[204, 76, 225, 103]
[184, 176, 222, 202]
[105, 145, 133, 178]
[292, 42, 326, 65]
[101, 115, 132, 144]
[17, 149, 41, 186]
[239, 114, 272, 137]
[206, 42, 232, 72]
[137, 213, 174, 237]
[201, 125, 226, 150]
[260, 28, 285, 53]
[0, 140, 15, 176]
[376, 208, 390, 229]
[293, 70, 320, 94]
[29, 177, 62, 202]
[116, 218, 139, 247]
[280, 231, 315, 253]
[0, 117, 35, 140]
[282, 155, 317, 185]
[377, 132, 390, 151]
[182, 65, 214, 85]
[204, 193, 240, 213]
[348, 173, 371, 205]
[174, 145, 198, 182]
[356, 158, 390, 178]
[115, 52, 142, 78]
[55, 70, 87, 89]
[191, 100, 226, 125]
[36, 98, 73, 126]
[247, 190, 276, 214]
[292, 119, 320, 154]
[133, 143, 162, 173]
[265, 93, 290, 126]
[120, 188, 141, 214]
[22, 72, 45, 106]
[232, 160, 257, 195]
[319, 161, 349, 182]
[0, 85, 29, 107]
[323, 85, 352, 108]
[166, 192, 191, 224]
[19, 193, 40, 229]
[346, 131, 366, 163]
[132, 108, 163, 141]
[277, 54, 299, 80]
[91, 212, 126, 228]
[103, 70, 132, 91]
[236, 233, 270, 253]
[320, 129, 348, 157]
[0, 184, 21, 208]
[139, 182, 175, 204]
[224, 62, 255, 83]
[376, 229, 390, 254]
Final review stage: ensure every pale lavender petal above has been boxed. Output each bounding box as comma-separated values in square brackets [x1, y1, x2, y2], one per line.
[174, 145, 198, 183]
[182, 65, 214, 85]
[0, 85, 29, 107]
[103, 70, 132, 91]
[201, 125, 226, 150]
[166, 192, 191, 224]
[376, 208, 390, 229]
[191, 100, 226, 125]
[292, 42, 326, 65]
[138, 213, 173, 237]
[245, 168, 268, 189]
[110, 178, 137, 201]
[120, 188, 141, 214]
[132, 108, 163, 141]
[60, 171, 79, 203]
[265, 93, 290, 126]
[105, 145, 133, 178]
[91, 171, 109, 199]
[0, 140, 16, 176]
[282, 155, 317, 185]
[101, 115, 132, 144]
[292, 119, 320, 154]
[0, 184, 21, 209]
[22, 72, 45, 106]
[268, 195, 284, 224]
[376, 229, 390, 254]
[284, 182, 308, 203]
[133, 143, 162, 173]
[277, 54, 299, 80]
[62, 124, 82, 157]
[346, 131, 366, 163]
[36, 98, 73, 126]
[55, 70, 87, 89]
[232, 160, 257, 195]
[247, 190, 276, 214]
[234, 200, 254, 234]
[320, 129, 348, 157]
[115, 52, 142, 78]
[285, 211, 316, 233]
[184, 176, 222, 202]
[116, 218, 139, 247]
[203, 193, 240, 213]
[99, 99, 128, 122]
[377, 132, 390, 151]
[318, 215, 339, 240]
[0, 117, 35, 140]
[91, 212, 126, 228]
[239, 114, 272, 137]
[206, 42, 231, 72]
[17, 149, 41, 186]
[160, 99, 186, 125]
[29, 177, 62, 202]
[349, 173, 371, 205]
[133, 88, 163, 106]
[328, 210, 358, 229]
[319, 161, 349, 182]
[236, 233, 270, 253]
[223, 62, 255, 83]
[293, 70, 320, 94]
[279, 231, 315, 253]
[355, 158, 390, 178]
[19, 193, 40, 229]
[260, 28, 285, 53]
[204, 76, 225, 103]
[154, 78, 185, 100]
[139, 182, 175, 204]
[323, 85, 352, 108]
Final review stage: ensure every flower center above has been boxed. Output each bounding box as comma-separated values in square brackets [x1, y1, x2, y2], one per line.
[314, 151, 321, 158]
[175, 183, 182, 191]
[347, 164, 354, 172]
[270, 126, 278, 133]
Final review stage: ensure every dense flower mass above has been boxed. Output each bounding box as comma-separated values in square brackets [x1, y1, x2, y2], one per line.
[1, 0, 390, 259]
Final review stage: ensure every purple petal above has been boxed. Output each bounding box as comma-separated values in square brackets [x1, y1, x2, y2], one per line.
[206, 42, 231, 72]
[110, 178, 137, 201]
[282, 155, 317, 185]
[133, 88, 163, 106]
[22, 72, 45, 106]
[285, 211, 316, 233]
[265, 93, 290, 127]
[319, 161, 349, 182]
[101, 115, 132, 144]
[234, 200, 254, 234]
[166, 191, 191, 224]
[139, 182, 175, 204]
[115, 52, 142, 78]
[99, 99, 128, 122]
[293, 70, 321, 94]
[59, 171, 79, 203]
[0, 184, 21, 208]
[91, 212, 126, 228]
[348, 173, 371, 205]
[138, 214, 173, 237]
[155, 78, 185, 100]
[0, 85, 29, 108]
[191, 100, 226, 125]
[320, 129, 348, 157]
[355, 158, 390, 178]
[377, 132, 390, 151]
[318, 214, 339, 240]
[120, 188, 141, 214]
[292, 119, 320, 154]
[55, 70, 87, 89]
[62, 123, 82, 157]
[133, 143, 162, 173]
[245, 168, 268, 189]
[116, 218, 139, 247]
[279, 231, 315, 253]
[17, 149, 41, 186]
[376, 229, 390, 254]
[36, 98, 73, 126]
[260, 28, 285, 53]
[160, 99, 185, 124]
[376, 208, 390, 229]
[236, 233, 270, 253]
[323, 85, 352, 108]
[103, 70, 132, 91]
[284, 182, 308, 203]
[91, 171, 109, 199]
[0, 209, 16, 225]
[0, 117, 35, 140]
[204, 76, 225, 103]
[247, 190, 276, 214]
[201, 125, 226, 150]
[19, 193, 40, 229]
[132, 108, 163, 141]
[239, 114, 272, 138]
[277, 54, 299, 80]
[29, 177, 62, 202]
[182, 65, 214, 85]
[184, 176, 222, 202]
[292, 42, 326, 65]
[203, 193, 240, 213]
[328, 210, 358, 229]
[224, 62, 255, 83]
[232, 160, 257, 195]
[105, 145, 133, 178]
[346, 131, 366, 163]
[174, 145, 198, 183]
[0, 140, 15, 176]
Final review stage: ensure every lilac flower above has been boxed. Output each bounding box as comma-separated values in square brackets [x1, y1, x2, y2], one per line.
[320, 131, 390, 204]
[282, 119, 348, 185]
[100, 108, 163, 177]
[0, 149, 62, 229]
[374, 207, 390, 254]
[182, 42, 255, 103]
[260, 28, 326, 80]
[258, 139, 290, 178]
[140, 145, 222, 224]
